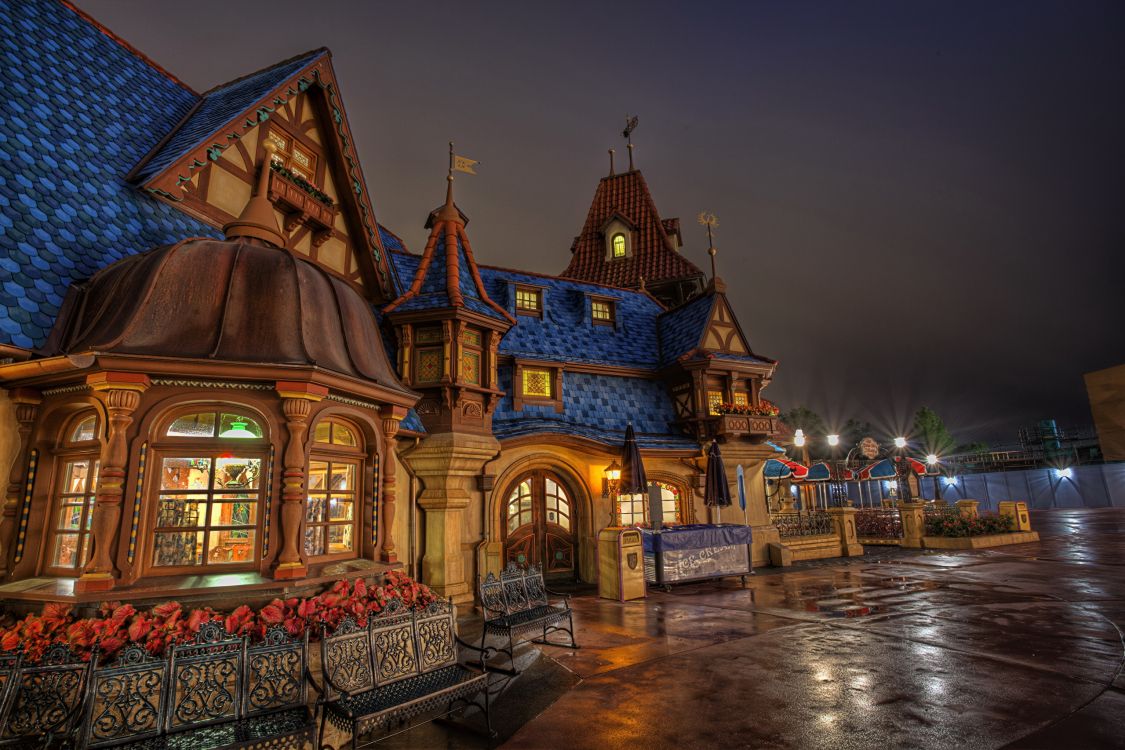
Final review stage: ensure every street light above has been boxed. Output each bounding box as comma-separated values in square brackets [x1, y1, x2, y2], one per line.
[926, 453, 938, 465]
[794, 429, 806, 447]
[827, 434, 840, 447]
[894, 436, 907, 449]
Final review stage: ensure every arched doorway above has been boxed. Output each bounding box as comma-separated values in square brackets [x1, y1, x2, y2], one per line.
[501, 471, 577, 578]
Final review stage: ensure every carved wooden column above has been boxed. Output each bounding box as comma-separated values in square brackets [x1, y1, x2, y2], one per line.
[274, 381, 328, 580]
[380, 406, 406, 563]
[0, 388, 41, 578]
[77, 372, 149, 593]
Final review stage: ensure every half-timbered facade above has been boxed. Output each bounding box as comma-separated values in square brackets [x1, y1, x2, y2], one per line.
[0, 0, 782, 609]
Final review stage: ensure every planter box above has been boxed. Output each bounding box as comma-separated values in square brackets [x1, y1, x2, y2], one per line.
[268, 170, 336, 231]
[709, 414, 779, 443]
[922, 531, 1040, 550]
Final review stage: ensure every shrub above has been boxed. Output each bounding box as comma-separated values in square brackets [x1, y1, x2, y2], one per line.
[924, 513, 1014, 538]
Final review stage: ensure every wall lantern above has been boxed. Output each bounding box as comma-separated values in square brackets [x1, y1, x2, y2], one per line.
[602, 460, 622, 498]
[944, 476, 958, 487]
[1054, 467, 1073, 480]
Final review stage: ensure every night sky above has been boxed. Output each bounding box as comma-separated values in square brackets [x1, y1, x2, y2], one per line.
[80, 0, 1125, 445]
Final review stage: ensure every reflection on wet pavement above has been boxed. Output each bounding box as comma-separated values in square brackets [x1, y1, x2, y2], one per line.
[375, 509, 1125, 749]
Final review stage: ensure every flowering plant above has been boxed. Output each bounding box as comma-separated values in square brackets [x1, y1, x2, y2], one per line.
[924, 514, 1014, 538]
[0, 571, 436, 664]
[270, 161, 334, 207]
[715, 398, 779, 417]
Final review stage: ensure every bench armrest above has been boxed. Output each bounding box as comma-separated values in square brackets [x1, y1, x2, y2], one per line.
[305, 663, 324, 700]
[480, 602, 508, 620]
[455, 635, 495, 661]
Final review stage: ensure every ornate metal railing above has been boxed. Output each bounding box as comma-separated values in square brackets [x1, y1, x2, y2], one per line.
[770, 512, 834, 538]
[855, 508, 904, 540]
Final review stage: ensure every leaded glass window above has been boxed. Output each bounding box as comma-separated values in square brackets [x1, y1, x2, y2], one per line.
[515, 287, 541, 315]
[506, 480, 533, 533]
[612, 233, 626, 258]
[707, 391, 723, 416]
[522, 369, 552, 398]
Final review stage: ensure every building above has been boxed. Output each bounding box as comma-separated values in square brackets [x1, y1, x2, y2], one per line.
[0, 0, 781, 608]
[1086, 364, 1125, 462]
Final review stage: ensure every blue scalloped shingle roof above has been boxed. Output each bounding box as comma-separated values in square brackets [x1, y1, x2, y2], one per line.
[132, 49, 326, 183]
[0, 0, 219, 349]
[492, 368, 697, 450]
[656, 293, 713, 366]
[386, 249, 697, 447]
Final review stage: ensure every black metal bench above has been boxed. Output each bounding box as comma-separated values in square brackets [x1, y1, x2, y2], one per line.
[478, 562, 578, 675]
[74, 621, 314, 749]
[0, 644, 90, 748]
[314, 598, 492, 748]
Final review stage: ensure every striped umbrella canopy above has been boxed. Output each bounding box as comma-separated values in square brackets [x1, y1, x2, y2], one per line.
[857, 458, 897, 480]
[904, 456, 929, 475]
[781, 458, 809, 480]
[764, 458, 793, 479]
[619, 424, 648, 495]
[804, 461, 832, 482]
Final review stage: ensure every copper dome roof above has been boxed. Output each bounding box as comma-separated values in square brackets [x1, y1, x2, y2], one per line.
[41, 238, 411, 395]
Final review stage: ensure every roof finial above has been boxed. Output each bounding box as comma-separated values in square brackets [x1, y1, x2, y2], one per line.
[698, 211, 719, 280]
[223, 141, 285, 248]
[623, 115, 639, 171]
[608, 148, 616, 176]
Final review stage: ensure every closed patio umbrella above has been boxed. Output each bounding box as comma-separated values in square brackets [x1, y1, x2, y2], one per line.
[704, 440, 732, 523]
[616, 424, 648, 526]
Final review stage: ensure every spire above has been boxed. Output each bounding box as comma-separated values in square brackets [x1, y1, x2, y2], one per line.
[435, 142, 463, 224]
[223, 141, 286, 248]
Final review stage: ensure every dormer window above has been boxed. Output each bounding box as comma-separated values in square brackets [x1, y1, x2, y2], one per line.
[612, 234, 626, 259]
[266, 127, 317, 182]
[515, 286, 542, 317]
[591, 298, 615, 326]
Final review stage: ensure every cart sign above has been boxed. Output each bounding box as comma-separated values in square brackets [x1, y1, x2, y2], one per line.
[860, 436, 880, 460]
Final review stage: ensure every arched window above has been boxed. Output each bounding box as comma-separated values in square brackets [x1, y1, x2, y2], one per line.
[612, 233, 627, 258]
[45, 411, 101, 575]
[617, 480, 689, 526]
[655, 481, 686, 524]
[149, 408, 267, 572]
[306, 417, 364, 561]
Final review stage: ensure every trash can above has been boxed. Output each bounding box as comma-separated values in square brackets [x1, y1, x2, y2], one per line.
[998, 501, 1031, 531]
[597, 527, 646, 602]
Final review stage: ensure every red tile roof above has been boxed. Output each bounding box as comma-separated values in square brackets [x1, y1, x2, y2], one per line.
[561, 170, 703, 288]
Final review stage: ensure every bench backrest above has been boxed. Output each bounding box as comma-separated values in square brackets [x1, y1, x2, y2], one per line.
[81, 643, 167, 748]
[321, 598, 459, 700]
[165, 620, 243, 733]
[243, 625, 308, 718]
[0, 644, 91, 742]
[480, 562, 549, 619]
[321, 615, 375, 702]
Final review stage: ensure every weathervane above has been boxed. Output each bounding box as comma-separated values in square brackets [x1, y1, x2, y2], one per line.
[623, 115, 639, 170]
[698, 211, 719, 279]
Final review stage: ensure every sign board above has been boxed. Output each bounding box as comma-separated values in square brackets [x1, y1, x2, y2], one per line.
[859, 436, 880, 460]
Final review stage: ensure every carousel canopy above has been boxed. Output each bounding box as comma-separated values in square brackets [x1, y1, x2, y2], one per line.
[858, 458, 897, 480]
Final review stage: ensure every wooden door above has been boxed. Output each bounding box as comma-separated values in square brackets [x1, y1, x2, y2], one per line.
[502, 471, 576, 577]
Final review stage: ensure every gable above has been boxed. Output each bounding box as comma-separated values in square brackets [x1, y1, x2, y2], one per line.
[133, 56, 394, 300]
[700, 296, 750, 355]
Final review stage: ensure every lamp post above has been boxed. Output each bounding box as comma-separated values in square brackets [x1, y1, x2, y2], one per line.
[603, 460, 621, 526]
[926, 453, 940, 501]
[892, 437, 913, 503]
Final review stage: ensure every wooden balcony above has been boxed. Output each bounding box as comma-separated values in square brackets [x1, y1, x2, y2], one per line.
[268, 169, 336, 234]
[705, 413, 779, 443]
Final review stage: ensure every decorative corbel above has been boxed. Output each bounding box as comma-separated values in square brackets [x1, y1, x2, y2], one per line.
[76, 373, 149, 593]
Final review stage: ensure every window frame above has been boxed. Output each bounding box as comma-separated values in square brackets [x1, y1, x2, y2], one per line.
[43, 411, 103, 577]
[305, 417, 365, 563]
[512, 362, 564, 413]
[143, 406, 270, 577]
[264, 122, 323, 187]
[514, 286, 543, 317]
[590, 297, 616, 327]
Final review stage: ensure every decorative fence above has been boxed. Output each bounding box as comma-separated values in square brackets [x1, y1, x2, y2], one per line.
[854, 509, 904, 543]
[770, 512, 834, 538]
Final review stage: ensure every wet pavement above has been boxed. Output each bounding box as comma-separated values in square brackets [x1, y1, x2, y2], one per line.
[376, 509, 1125, 749]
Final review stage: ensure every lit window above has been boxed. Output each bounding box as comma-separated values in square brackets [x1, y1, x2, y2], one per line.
[523, 369, 552, 398]
[266, 128, 318, 182]
[733, 392, 749, 407]
[515, 287, 541, 315]
[416, 348, 442, 383]
[506, 480, 533, 533]
[707, 391, 723, 415]
[591, 299, 615, 325]
[166, 412, 263, 439]
[153, 455, 261, 568]
[70, 414, 98, 443]
[462, 351, 481, 385]
[306, 418, 364, 561]
[612, 233, 626, 258]
[618, 492, 646, 526]
[656, 481, 683, 524]
[48, 458, 99, 573]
